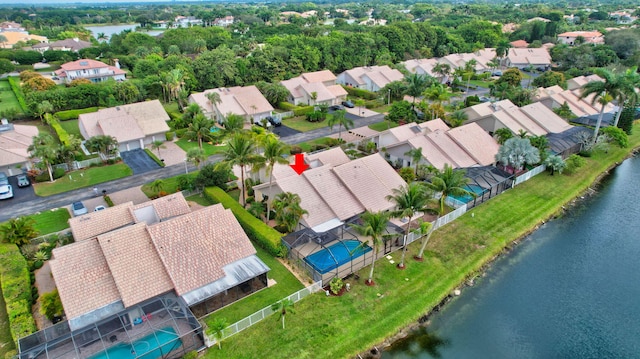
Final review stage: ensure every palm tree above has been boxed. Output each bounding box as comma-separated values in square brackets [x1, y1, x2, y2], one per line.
[463, 59, 477, 94]
[96, 32, 108, 41]
[447, 110, 467, 127]
[150, 140, 165, 158]
[1, 217, 38, 246]
[327, 110, 353, 141]
[223, 134, 260, 207]
[260, 137, 289, 224]
[207, 317, 228, 349]
[186, 147, 206, 170]
[495, 137, 541, 173]
[273, 192, 308, 232]
[28, 133, 58, 182]
[150, 179, 165, 196]
[405, 74, 432, 109]
[404, 147, 423, 175]
[580, 68, 624, 145]
[425, 164, 472, 215]
[185, 114, 215, 149]
[386, 182, 431, 269]
[495, 40, 512, 66]
[613, 66, 640, 127]
[349, 210, 391, 285]
[424, 84, 449, 119]
[85, 135, 118, 163]
[206, 91, 222, 113]
[381, 81, 408, 103]
[414, 220, 435, 261]
[432, 63, 451, 83]
[494, 128, 514, 145]
[271, 299, 295, 330]
[0, 34, 7, 48]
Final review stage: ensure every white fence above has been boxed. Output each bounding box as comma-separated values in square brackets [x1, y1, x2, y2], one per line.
[52, 157, 107, 172]
[272, 111, 294, 120]
[205, 281, 323, 347]
[513, 165, 546, 186]
[405, 203, 468, 246]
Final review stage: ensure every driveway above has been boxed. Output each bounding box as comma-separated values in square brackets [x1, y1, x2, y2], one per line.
[145, 141, 186, 167]
[4, 175, 37, 203]
[272, 125, 300, 138]
[120, 149, 162, 174]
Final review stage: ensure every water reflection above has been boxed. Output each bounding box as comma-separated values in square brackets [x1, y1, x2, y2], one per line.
[384, 327, 449, 358]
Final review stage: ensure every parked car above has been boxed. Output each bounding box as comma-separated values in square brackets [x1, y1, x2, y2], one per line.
[479, 96, 491, 103]
[0, 172, 8, 186]
[71, 201, 88, 216]
[329, 104, 344, 111]
[0, 184, 13, 200]
[94, 205, 106, 211]
[413, 108, 425, 120]
[491, 71, 503, 77]
[266, 116, 282, 127]
[342, 100, 355, 108]
[16, 174, 30, 188]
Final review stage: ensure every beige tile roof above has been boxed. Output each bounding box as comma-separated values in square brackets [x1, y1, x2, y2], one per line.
[426, 130, 477, 168]
[307, 147, 351, 167]
[447, 123, 499, 166]
[122, 100, 170, 135]
[97, 110, 146, 143]
[507, 48, 551, 66]
[0, 32, 47, 47]
[304, 166, 364, 221]
[301, 70, 336, 84]
[333, 153, 406, 212]
[326, 84, 348, 97]
[500, 108, 547, 136]
[277, 174, 336, 228]
[50, 239, 121, 321]
[407, 136, 455, 170]
[97, 223, 173, 308]
[387, 122, 422, 142]
[280, 76, 307, 99]
[463, 102, 497, 121]
[0, 124, 38, 167]
[343, 65, 405, 88]
[133, 192, 191, 220]
[193, 86, 274, 118]
[520, 103, 572, 133]
[420, 118, 450, 133]
[69, 202, 135, 241]
[299, 82, 335, 102]
[148, 204, 256, 296]
[402, 58, 439, 76]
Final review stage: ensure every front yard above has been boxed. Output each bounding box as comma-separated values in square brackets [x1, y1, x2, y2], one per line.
[175, 138, 227, 157]
[282, 115, 329, 132]
[33, 163, 133, 196]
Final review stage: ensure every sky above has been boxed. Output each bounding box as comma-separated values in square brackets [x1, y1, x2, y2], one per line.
[0, 0, 186, 4]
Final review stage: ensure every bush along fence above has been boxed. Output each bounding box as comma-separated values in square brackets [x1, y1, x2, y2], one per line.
[0, 244, 37, 346]
[7, 77, 28, 112]
[54, 107, 99, 121]
[204, 186, 287, 257]
[204, 281, 322, 348]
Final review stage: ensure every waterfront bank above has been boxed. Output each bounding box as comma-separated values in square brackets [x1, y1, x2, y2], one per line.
[203, 126, 640, 359]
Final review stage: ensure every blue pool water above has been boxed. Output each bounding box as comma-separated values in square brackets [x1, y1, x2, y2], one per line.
[210, 127, 220, 133]
[448, 184, 486, 203]
[89, 327, 182, 359]
[304, 240, 372, 274]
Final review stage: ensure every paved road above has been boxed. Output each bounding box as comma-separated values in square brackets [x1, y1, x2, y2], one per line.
[282, 113, 385, 144]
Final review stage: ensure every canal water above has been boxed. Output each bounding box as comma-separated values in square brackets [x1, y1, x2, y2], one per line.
[383, 156, 640, 359]
[84, 24, 163, 40]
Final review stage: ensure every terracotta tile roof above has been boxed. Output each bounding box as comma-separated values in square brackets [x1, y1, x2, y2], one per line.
[69, 202, 135, 241]
[148, 204, 256, 296]
[301, 70, 336, 83]
[133, 192, 191, 220]
[59, 59, 124, 73]
[447, 123, 499, 166]
[558, 31, 603, 38]
[510, 40, 529, 48]
[0, 32, 47, 47]
[97, 223, 173, 307]
[50, 239, 121, 321]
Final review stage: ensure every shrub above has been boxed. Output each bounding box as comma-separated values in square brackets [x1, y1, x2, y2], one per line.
[183, 351, 198, 359]
[398, 167, 416, 182]
[7, 76, 28, 112]
[330, 277, 344, 294]
[49, 117, 71, 146]
[564, 154, 587, 175]
[278, 102, 296, 111]
[342, 86, 378, 100]
[601, 126, 628, 148]
[0, 244, 37, 345]
[196, 164, 231, 191]
[165, 131, 175, 141]
[144, 149, 166, 167]
[464, 95, 480, 107]
[175, 128, 187, 138]
[40, 290, 63, 321]
[54, 107, 99, 121]
[365, 99, 383, 109]
[204, 187, 286, 257]
[293, 105, 314, 116]
[103, 195, 114, 207]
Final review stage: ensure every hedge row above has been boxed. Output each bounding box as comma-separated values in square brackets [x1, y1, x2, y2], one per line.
[7, 77, 28, 112]
[293, 105, 314, 116]
[49, 117, 71, 146]
[0, 244, 37, 345]
[342, 85, 379, 100]
[278, 102, 296, 111]
[144, 149, 165, 167]
[54, 107, 99, 121]
[204, 187, 287, 257]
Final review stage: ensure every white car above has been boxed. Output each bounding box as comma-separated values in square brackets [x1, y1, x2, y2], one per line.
[94, 205, 106, 211]
[0, 184, 13, 200]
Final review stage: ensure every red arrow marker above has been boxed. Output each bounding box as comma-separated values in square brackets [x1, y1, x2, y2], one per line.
[290, 153, 309, 175]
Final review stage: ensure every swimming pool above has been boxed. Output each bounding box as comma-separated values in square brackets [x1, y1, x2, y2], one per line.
[210, 127, 220, 133]
[448, 184, 486, 203]
[89, 327, 182, 359]
[304, 240, 371, 274]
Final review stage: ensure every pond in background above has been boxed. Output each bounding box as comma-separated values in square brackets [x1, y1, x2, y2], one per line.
[84, 24, 163, 40]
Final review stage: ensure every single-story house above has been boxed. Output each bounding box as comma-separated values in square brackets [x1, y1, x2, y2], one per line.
[0, 121, 37, 176]
[55, 59, 126, 84]
[19, 193, 270, 359]
[78, 100, 170, 152]
[557, 31, 604, 45]
[402, 58, 440, 77]
[0, 31, 47, 48]
[337, 65, 405, 92]
[566, 74, 605, 91]
[32, 38, 92, 53]
[504, 48, 552, 70]
[253, 149, 406, 233]
[188, 86, 273, 126]
[281, 70, 348, 106]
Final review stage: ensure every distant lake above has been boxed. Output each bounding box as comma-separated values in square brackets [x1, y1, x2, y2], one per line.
[84, 24, 163, 40]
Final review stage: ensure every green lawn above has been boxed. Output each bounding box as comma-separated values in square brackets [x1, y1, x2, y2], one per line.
[33, 164, 133, 196]
[58, 119, 81, 137]
[163, 101, 180, 114]
[175, 138, 227, 157]
[30, 209, 71, 235]
[468, 79, 494, 88]
[0, 80, 24, 114]
[203, 244, 304, 327]
[368, 120, 398, 132]
[0, 289, 14, 358]
[283, 116, 328, 132]
[295, 137, 336, 152]
[141, 172, 198, 198]
[185, 193, 214, 206]
[202, 128, 640, 359]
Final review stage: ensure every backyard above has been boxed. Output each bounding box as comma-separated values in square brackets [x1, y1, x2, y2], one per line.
[0, 80, 24, 115]
[201, 127, 640, 359]
[33, 163, 133, 196]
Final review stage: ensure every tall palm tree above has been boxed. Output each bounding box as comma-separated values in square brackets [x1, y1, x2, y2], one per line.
[463, 59, 477, 94]
[271, 299, 295, 329]
[150, 140, 165, 158]
[260, 137, 289, 224]
[350, 210, 391, 285]
[405, 74, 432, 109]
[432, 63, 451, 83]
[186, 147, 206, 170]
[327, 110, 353, 141]
[96, 32, 108, 42]
[206, 91, 222, 112]
[424, 84, 449, 119]
[495, 40, 512, 66]
[185, 114, 215, 149]
[580, 68, 624, 144]
[613, 66, 639, 127]
[404, 147, 423, 175]
[386, 182, 431, 269]
[273, 192, 308, 232]
[28, 133, 58, 182]
[425, 164, 472, 214]
[208, 317, 228, 349]
[415, 221, 435, 261]
[223, 134, 260, 207]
